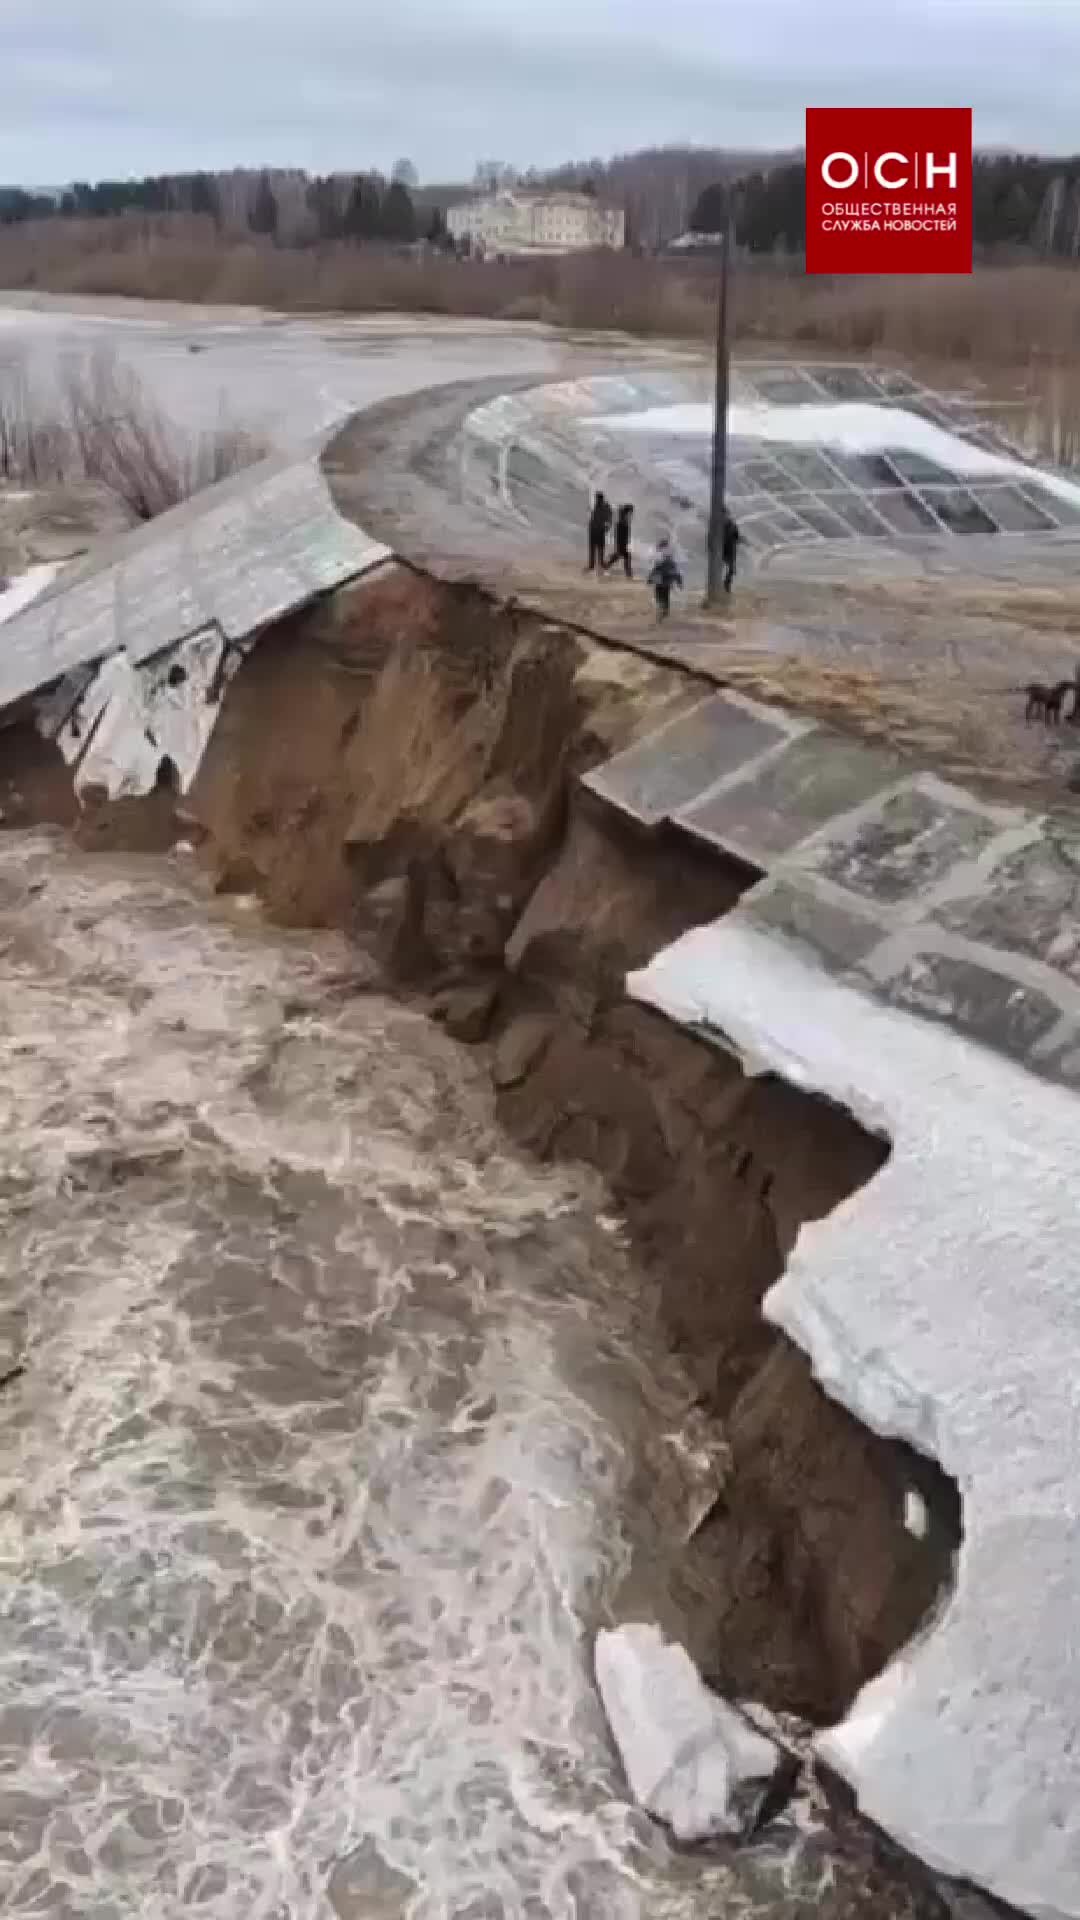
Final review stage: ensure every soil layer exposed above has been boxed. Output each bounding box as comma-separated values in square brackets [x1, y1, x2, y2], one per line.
[188, 563, 960, 1724]
[4, 561, 961, 1728]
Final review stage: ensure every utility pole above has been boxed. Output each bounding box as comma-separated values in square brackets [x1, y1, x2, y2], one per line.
[705, 205, 734, 607]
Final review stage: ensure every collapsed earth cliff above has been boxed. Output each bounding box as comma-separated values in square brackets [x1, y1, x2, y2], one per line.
[0, 559, 961, 1726]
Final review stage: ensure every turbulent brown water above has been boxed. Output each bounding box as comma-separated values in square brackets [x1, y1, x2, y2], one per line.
[0, 830, 926, 1920]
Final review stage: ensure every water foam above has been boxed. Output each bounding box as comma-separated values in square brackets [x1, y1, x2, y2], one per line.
[0, 832, 784, 1920]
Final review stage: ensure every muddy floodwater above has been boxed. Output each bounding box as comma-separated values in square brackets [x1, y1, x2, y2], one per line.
[0, 295, 584, 444]
[0, 829, 890, 1920]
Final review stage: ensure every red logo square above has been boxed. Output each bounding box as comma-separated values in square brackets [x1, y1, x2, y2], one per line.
[805, 107, 972, 274]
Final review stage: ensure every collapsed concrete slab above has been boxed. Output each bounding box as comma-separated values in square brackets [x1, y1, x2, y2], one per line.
[629, 916, 1080, 1920]
[43, 627, 241, 799]
[595, 1623, 783, 1842]
[0, 442, 390, 800]
[583, 691, 1080, 1097]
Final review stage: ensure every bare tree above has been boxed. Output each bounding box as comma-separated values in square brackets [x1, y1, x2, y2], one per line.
[0, 354, 68, 485]
[58, 350, 268, 519]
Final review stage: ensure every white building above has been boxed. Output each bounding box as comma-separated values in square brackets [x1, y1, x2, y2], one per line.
[446, 189, 625, 258]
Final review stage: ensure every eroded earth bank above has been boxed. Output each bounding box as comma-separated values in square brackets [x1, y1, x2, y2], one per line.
[0, 561, 969, 1918]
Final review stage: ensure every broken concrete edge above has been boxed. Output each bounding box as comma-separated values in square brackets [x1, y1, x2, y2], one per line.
[29, 572, 388, 803]
[629, 915, 1080, 1920]
[594, 1622, 787, 1843]
[0, 437, 392, 717]
[0, 446, 395, 801]
[574, 679, 1080, 1098]
[41, 626, 248, 801]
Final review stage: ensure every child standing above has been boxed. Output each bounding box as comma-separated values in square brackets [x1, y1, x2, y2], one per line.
[647, 538, 684, 621]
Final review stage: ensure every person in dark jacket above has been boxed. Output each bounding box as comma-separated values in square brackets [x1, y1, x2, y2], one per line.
[603, 503, 635, 577]
[647, 538, 683, 621]
[722, 511, 740, 593]
[586, 491, 613, 572]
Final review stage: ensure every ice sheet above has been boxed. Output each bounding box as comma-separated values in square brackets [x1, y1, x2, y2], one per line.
[629, 917, 1080, 1920]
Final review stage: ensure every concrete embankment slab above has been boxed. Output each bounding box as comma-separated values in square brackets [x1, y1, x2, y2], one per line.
[1, 447, 389, 710]
[581, 693, 795, 827]
[582, 686, 1080, 1096]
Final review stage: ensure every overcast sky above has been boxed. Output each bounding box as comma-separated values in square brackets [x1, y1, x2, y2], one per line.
[1, 0, 1077, 185]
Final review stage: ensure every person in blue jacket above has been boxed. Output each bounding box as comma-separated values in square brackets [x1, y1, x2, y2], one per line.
[647, 537, 684, 620]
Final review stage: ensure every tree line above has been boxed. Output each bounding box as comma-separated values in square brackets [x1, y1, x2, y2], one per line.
[0, 163, 449, 249]
[8, 148, 1080, 261]
[0, 147, 777, 255]
[691, 154, 1080, 258]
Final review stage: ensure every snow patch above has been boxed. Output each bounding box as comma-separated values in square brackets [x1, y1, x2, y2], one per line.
[601, 400, 1080, 511]
[595, 1623, 782, 1841]
[628, 918, 1080, 1920]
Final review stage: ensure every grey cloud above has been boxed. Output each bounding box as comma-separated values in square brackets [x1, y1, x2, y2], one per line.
[1, 0, 1078, 183]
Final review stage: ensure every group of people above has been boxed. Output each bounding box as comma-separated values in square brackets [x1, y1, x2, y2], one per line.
[585, 491, 740, 620]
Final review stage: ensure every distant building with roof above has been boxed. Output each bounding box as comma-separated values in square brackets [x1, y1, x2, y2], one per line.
[446, 189, 625, 258]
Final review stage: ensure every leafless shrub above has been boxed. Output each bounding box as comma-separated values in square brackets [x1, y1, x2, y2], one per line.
[60, 351, 268, 519]
[0, 345, 268, 518]
[0, 357, 70, 485]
